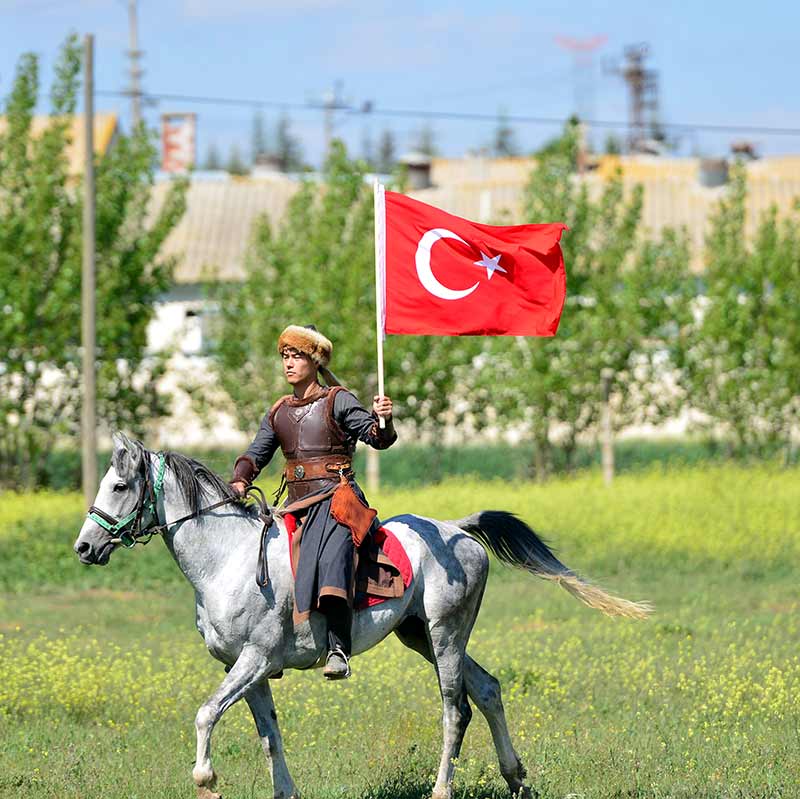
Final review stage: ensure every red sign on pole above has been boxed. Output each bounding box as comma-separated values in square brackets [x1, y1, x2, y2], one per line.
[161, 113, 196, 173]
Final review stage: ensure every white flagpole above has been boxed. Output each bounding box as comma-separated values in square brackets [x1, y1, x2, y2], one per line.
[373, 177, 387, 429]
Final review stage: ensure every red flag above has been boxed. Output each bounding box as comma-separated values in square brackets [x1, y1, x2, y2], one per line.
[381, 191, 567, 337]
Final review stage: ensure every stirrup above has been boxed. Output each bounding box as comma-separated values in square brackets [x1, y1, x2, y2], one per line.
[323, 647, 351, 680]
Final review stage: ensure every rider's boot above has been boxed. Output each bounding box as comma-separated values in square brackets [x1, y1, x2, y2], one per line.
[322, 599, 352, 680]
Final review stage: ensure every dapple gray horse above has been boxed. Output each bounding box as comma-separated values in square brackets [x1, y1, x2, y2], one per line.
[73, 434, 650, 799]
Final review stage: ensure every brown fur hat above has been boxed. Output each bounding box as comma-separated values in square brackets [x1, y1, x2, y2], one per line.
[277, 325, 333, 367]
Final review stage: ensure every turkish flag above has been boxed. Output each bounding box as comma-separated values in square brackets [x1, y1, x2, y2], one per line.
[382, 191, 567, 336]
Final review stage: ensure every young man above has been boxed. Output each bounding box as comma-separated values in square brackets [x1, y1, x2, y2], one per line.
[229, 325, 396, 679]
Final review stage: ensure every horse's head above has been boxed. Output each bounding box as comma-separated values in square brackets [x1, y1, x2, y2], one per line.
[73, 432, 153, 565]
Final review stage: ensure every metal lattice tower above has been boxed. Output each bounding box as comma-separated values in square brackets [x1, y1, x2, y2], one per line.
[555, 35, 607, 128]
[615, 44, 661, 153]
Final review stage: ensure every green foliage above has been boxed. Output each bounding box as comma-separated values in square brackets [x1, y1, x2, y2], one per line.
[208, 140, 476, 435]
[475, 122, 691, 476]
[225, 143, 248, 175]
[209, 140, 377, 428]
[414, 124, 437, 157]
[0, 36, 187, 489]
[603, 133, 622, 155]
[3, 436, 780, 493]
[679, 163, 800, 453]
[274, 113, 304, 172]
[251, 108, 269, 162]
[491, 108, 518, 157]
[377, 129, 396, 174]
[203, 141, 221, 170]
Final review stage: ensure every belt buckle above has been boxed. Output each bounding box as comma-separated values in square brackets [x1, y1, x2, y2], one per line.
[293, 464, 305, 479]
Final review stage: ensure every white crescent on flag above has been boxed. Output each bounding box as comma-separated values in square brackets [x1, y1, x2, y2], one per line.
[414, 228, 480, 301]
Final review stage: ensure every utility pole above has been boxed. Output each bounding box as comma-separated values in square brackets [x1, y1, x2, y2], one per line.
[82, 34, 98, 507]
[126, 0, 143, 128]
[308, 83, 373, 164]
[322, 80, 347, 158]
[600, 368, 615, 486]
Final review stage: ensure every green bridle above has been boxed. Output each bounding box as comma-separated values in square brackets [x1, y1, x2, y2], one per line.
[86, 452, 167, 548]
[86, 451, 262, 549]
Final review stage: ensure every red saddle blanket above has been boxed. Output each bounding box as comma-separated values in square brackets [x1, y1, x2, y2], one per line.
[283, 515, 413, 610]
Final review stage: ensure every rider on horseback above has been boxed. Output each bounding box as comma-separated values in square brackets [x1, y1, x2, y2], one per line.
[229, 325, 396, 679]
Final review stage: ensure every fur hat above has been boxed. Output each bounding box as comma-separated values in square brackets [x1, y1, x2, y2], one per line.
[277, 325, 333, 367]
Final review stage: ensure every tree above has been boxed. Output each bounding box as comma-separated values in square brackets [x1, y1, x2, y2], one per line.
[226, 143, 248, 175]
[492, 108, 518, 157]
[0, 36, 187, 488]
[677, 164, 800, 454]
[204, 141, 221, 170]
[275, 113, 304, 172]
[377, 129, 396, 174]
[472, 122, 690, 477]
[604, 133, 622, 155]
[251, 109, 269, 163]
[415, 124, 437, 157]
[360, 126, 374, 170]
[208, 141, 473, 448]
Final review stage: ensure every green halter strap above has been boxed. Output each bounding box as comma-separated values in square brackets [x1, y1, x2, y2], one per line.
[86, 452, 166, 548]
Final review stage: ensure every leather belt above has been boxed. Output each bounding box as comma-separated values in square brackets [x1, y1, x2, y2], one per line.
[284, 457, 352, 483]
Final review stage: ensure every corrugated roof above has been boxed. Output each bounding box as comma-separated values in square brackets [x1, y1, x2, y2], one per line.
[0, 113, 118, 176]
[417, 155, 800, 270]
[151, 175, 299, 283]
[155, 154, 800, 284]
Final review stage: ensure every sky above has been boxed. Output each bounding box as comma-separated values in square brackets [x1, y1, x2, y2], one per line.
[2, 0, 799, 168]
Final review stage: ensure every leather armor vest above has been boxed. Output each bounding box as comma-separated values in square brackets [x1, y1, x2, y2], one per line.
[270, 387, 353, 503]
[270, 387, 351, 460]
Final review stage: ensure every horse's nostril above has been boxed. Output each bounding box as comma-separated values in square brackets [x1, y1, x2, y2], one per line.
[75, 541, 91, 555]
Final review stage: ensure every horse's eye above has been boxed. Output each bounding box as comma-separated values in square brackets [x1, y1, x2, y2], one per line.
[113, 482, 127, 492]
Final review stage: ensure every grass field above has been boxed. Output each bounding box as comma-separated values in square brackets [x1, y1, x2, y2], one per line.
[1, 463, 799, 798]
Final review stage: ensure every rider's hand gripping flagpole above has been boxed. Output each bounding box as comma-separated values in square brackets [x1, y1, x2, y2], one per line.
[373, 178, 387, 429]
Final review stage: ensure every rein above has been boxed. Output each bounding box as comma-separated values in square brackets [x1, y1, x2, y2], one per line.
[86, 452, 268, 549]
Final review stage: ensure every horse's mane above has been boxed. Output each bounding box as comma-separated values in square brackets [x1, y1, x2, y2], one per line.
[163, 449, 249, 515]
[121, 438, 259, 520]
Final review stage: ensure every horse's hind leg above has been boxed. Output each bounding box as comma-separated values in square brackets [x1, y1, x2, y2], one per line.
[395, 621, 531, 798]
[464, 656, 531, 798]
[426, 621, 473, 799]
[193, 646, 268, 799]
[243, 679, 299, 799]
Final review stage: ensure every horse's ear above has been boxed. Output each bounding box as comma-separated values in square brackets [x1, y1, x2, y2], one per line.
[111, 432, 141, 480]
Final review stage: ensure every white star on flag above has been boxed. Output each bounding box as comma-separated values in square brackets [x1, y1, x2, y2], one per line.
[473, 251, 507, 280]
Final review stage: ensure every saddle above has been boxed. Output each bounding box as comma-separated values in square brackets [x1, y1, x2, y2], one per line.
[278, 513, 413, 609]
[354, 525, 413, 610]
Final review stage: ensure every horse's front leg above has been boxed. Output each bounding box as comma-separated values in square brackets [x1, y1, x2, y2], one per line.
[193, 646, 269, 799]
[244, 679, 299, 799]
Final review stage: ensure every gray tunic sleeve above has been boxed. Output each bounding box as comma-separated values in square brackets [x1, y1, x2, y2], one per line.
[334, 390, 397, 451]
[244, 412, 281, 473]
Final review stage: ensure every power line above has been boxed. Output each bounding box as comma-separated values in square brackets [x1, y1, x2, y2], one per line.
[95, 88, 800, 137]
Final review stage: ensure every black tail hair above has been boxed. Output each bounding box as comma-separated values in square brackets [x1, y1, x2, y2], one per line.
[452, 510, 573, 579]
[451, 510, 652, 620]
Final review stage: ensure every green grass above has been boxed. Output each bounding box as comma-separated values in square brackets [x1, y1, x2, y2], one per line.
[20, 435, 792, 492]
[1, 463, 799, 798]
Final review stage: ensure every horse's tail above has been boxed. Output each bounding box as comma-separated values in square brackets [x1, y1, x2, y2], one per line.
[451, 510, 652, 620]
